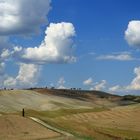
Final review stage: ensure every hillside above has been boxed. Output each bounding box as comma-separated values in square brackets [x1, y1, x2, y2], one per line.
[33, 88, 119, 99]
[0, 89, 140, 140]
[33, 88, 135, 106]
[0, 88, 136, 113]
[0, 89, 95, 113]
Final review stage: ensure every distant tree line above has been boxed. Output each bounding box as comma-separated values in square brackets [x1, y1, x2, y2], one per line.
[122, 95, 140, 103]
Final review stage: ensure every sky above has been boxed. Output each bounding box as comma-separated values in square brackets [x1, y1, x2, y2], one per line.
[1, 0, 140, 95]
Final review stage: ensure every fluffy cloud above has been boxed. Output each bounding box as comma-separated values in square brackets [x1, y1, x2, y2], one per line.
[57, 77, 66, 89]
[97, 52, 134, 61]
[16, 63, 41, 87]
[125, 20, 140, 47]
[109, 85, 122, 92]
[83, 78, 107, 91]
[0, 49, 11, 60]
[94, 80, 107, 91]
[58, 77, 65, 85]
[109, 67, 140, 94]
[3, 76, 16, 88]
[3, 63, 41, 88]
[17, 22, 76, 64]
[83, 77, 93, 86]
[0, 0, 51, 35]
[126, 67, 140, 90]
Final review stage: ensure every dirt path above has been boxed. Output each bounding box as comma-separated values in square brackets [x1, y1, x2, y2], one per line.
[29, 117, 75, 139]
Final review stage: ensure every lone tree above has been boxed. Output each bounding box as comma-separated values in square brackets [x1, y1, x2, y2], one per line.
[22, 108, 25, 117]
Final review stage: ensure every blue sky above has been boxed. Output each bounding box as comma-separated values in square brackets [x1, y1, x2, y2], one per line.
[1, 0, 140, 94]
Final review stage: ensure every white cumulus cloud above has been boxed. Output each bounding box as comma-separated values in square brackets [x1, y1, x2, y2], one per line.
[20, 22, 76, 64]
[3, 76, 16, 88]
[94, 80, 107, 91]
[109, 67, 140, 94]
[109, 85, 122, 92]
[125, 20, 140, 47]
[83, 77, 93, 86]
[58, 77, 66, 85]
[0, 0, 51, 35]
[83, 78, 107, 91]
[57, 77, 67, 89]
[3, 63, 41, 88]
[16, 63, 41, 87]
[0, 49, 11, 60]
[126, 67, 140, 90]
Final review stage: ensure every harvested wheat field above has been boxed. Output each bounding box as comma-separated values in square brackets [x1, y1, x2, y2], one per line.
[43, 104, 140, 140]
[0, 89, 140, 140]
[0, 114, 61, 140]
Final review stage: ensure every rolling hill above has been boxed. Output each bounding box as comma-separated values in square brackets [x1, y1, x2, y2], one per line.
[0, 88, 140, 140]
[0, 88, 124, 113]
